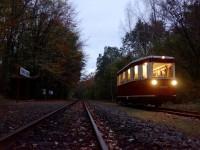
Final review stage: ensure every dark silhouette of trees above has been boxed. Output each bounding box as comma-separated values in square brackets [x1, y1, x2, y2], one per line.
[0, 0, 85, 97]
[74, 73, 95, 100]
[76, 46, 132, 100]
[157, 0, 200, 80]
[95, 47, 122, 99]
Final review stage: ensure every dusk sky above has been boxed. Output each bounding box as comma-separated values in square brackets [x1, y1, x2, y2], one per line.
[72, 0, 148, 74]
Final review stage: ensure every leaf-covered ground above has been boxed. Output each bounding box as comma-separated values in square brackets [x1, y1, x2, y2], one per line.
[92, 101, 200, 137]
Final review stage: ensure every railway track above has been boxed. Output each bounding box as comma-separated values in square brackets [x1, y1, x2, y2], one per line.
[84, 102, 108, 150]
[84, 102, 121, 149]
[123, 104, 200, 120]
[156, 107, 200, 119]
[0, 100, 78, 149]
[132, 105, 200, 119]
[1, 101, 198, 149]
[0, 101, 117, 149]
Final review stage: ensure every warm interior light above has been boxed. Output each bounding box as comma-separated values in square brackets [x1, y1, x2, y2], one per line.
[127, 69, 131, 80]
[143, 63, 147, 79]
[151, 79, 158, 86]
[134, 65, 138, 80]
[171, 80, 177, 86]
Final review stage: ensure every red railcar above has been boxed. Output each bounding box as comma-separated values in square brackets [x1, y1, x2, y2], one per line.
[117, 56, 177, 106]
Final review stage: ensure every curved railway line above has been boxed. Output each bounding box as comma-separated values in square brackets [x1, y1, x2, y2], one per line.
[0, 101, 112, 150]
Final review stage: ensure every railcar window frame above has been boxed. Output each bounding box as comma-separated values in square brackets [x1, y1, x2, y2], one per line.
[138, 65, 143, 80]
[130, 67, 134, 81]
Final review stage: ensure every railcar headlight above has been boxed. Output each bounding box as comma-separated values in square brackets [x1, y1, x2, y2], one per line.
[171, 80, 177, 86]
[151, 79, 158, 86]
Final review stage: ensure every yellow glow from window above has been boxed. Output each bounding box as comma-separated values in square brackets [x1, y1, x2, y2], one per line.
[123, 72, 126, 80]
[134, 66, 138, 74]
[152, 63, 174, 78]
[134, 65, 138, 80]
[143, 63, 147, 79]
[127, 69, 131, 80]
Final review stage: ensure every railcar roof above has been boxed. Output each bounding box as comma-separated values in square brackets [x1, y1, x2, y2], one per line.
[117, 55, 175, 74]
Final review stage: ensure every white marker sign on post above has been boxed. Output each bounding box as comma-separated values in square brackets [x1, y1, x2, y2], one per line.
[20, 67, 30, 78]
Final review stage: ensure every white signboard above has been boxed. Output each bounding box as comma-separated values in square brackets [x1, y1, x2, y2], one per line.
[20, 67, 30, 78]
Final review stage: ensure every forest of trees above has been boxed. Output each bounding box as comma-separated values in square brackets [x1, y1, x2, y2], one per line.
[0, 0, 199, 102]
[76, 0, 200, 102]
[0, 0, 85, 98]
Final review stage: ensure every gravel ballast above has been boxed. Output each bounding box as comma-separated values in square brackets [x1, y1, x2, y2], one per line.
[90, 102, 200, 149]
[7, 101, 99, 149]
[0, 101, 68, 138]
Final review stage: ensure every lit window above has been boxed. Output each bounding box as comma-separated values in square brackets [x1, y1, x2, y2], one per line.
[134, 65, 138, 80]
[127, 69, 131, 80]
[143, 63, 148, 79]
[123, 72, 126, 81]
[152, 63, 174, 78]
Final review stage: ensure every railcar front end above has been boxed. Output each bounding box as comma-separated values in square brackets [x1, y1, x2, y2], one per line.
[117, 56, 177, 106]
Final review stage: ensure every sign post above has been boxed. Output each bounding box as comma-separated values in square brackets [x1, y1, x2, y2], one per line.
[17, 67, 30, 101]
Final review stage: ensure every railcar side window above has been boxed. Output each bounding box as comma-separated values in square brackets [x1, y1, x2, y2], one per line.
[123, 71, 126, 82]
[142, 63, 148, 79]
[134, 65, 138, 80]
[127, 68, 131, 81]
[152, 63, 174, 78]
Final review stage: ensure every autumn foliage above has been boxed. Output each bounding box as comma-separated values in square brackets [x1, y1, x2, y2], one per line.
[0, 0, 85, 98]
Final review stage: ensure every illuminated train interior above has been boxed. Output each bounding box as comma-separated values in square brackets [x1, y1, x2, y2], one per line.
[117, 62, 176, 86]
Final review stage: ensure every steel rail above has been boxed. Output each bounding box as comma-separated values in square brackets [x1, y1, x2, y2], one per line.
[156, 108, 200, 119]
[159, 107, 200, 114]
[0, 100, 78, 149]
[84, 102, 108, 150]
[125, 105, 200, 120]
